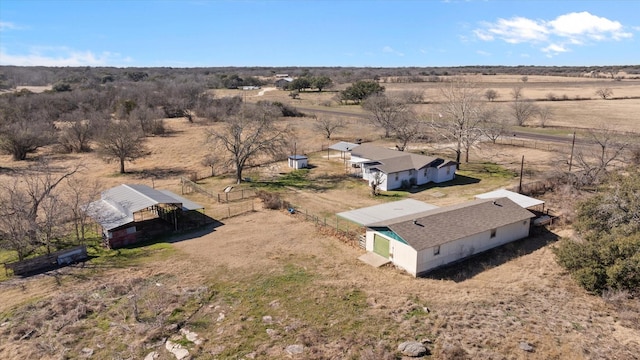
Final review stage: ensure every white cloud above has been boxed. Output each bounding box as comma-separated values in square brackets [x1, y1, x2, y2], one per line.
[0, 47, 132, 66]
[542, 43, 568, 54]
[473, 11, 633, 58]
[0, 21, 19, 31]
[476, 50, 491, 56]
[382, 46, 404, 57]
[549, 12, 631, 40]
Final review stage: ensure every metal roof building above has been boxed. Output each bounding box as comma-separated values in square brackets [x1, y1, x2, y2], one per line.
[86, 184, 204, 248]
[337, 199, 438, 227]
[474, 189, 544, 210]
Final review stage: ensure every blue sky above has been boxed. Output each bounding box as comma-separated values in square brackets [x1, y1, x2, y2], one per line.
[1, 0, 638, 67]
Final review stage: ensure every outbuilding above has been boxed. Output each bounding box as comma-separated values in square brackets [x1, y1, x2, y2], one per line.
[86, 184, 205, 248]
[288, 155, 308, 169]
[364, 197, 535, 276]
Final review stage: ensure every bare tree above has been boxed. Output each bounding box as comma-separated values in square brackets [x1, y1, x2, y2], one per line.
[430, 77, 484, 166]
[313, 115, 345, 139]
[0, 161, 79, 260]
[206, 103, 290, 184]
[58, 108, 108, 153]
[398, 89, 425, 104]
[478, 106, 509, 144]
[595, 88, 613, 99]
[392, 110, 421, 151]
[484, 89, 499, 102]
[510, 86, 538, 126]
[63, 176, 100, 244]
[536, 105, 553, 128]
[201, 153, 220, 177]
[95, 120, 149, 174]
[0, 96, 55, 160]
[521, 76, 529, 83]
[573, 125, 628, 186]
[369, 171, 384, 196]
[362, 94, 407, 138]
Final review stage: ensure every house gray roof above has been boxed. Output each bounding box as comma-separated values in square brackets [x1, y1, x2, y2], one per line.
[337, 199, 438, 226]
[369, 198, 535, 251]
[351, 144, 455, 174]
[87, 184, 202, 231]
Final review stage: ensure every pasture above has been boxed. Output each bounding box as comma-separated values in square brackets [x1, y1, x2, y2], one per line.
[0, 74, 639, 359]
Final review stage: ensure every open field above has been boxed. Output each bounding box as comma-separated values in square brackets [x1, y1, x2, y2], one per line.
[1, 75, 639, 359]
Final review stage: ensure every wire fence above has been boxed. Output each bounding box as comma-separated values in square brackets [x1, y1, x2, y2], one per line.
[206, 200, 256, 220]
[286, 205, 366, 249]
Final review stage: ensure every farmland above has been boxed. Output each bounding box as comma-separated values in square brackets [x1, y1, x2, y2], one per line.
[1, 71, 639, 359]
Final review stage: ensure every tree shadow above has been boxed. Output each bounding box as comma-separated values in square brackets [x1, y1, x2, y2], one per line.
[422, 226, 559, 282]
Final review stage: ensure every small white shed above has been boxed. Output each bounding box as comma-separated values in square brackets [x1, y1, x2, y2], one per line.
[288, 155, 308, 169]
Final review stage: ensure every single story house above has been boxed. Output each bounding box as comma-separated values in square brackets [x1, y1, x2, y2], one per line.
[364, 197, 535, 277]
[86, 184, 204, 248]
[275, 77, 293, 89]
[288, 155, 308, 169]
[349, 144, 457, 191]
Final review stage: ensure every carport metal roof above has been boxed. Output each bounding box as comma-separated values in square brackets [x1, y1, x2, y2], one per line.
[337, 199, 438, 227]
[87, 184, 203, 231]
[329, 141, 360, 152]
[474, 189, 544, 209]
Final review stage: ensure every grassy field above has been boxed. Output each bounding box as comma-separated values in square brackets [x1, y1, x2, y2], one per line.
[1, 75, 639, 359]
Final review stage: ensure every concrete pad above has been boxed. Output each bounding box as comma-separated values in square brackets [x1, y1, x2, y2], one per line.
[358, 252, 391, 268]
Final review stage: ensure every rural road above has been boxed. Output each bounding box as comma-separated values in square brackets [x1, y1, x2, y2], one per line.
[294, 106, 582, 146]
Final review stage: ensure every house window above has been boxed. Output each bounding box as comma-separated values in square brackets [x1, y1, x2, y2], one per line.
[409, 169, 413, 175]
[424, 169, 427, 176]
[490, 228, 497, 238]
[446, 166, 451, 175]
[395, 173, 399, 181]
[433, 245, 440, 255]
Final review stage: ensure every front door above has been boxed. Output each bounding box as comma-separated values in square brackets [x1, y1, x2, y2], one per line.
[373, 234, 390, 258]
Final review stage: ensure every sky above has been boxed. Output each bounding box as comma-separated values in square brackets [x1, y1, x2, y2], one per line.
[0, 0, 638, 68]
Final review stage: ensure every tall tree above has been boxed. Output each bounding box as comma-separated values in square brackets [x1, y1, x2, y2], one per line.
[431, 77, 484, 166]
[313, 115, 345, 139]
[573, 125, 628, 186]
[96, 120, 149, 174]
[0, 161, 78, 260]
[510, 86, 538, 126]
[206, 103, 290, 184]
[311, 76, 332, 92]
[340, 80, 384, 104]
[362, 94, 406, 138]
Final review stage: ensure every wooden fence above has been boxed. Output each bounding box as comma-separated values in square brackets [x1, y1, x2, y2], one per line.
[217, 188, 257, 203]
[207, 200, 256, 220]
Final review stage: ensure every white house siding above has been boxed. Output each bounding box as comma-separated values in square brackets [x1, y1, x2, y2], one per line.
[365, 231, 418, 275]
[414, 219, 531, 276]
[435, 165, 456, 183]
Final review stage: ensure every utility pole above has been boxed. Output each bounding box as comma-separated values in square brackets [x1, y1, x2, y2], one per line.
[518, 155, 524, 194]
[568, 131, 576, 172]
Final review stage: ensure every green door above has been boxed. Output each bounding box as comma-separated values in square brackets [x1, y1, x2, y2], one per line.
[373, 234, 390, 258]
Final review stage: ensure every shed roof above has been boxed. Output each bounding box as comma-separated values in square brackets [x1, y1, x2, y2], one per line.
[288, 155, 308, 160]
[337, 199, 438, 226]
[329, 141, 360, 152]
[370, 198, 535, 251]
[87, 184, 203, 231]
[475, 189, 544, 209]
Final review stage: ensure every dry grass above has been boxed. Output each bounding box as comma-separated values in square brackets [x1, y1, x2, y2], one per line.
[1, 75, 639, 359]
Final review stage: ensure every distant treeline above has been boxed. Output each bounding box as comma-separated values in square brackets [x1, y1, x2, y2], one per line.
[1, 65, 639, 89]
